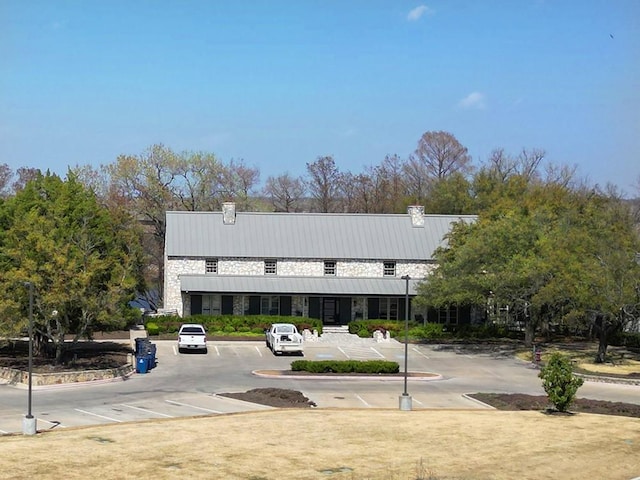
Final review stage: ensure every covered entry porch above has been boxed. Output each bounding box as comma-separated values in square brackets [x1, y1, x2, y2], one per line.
[179, 275, 419, 324]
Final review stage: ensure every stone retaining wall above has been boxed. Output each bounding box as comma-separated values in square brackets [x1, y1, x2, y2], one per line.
[0, 363, 134, 387]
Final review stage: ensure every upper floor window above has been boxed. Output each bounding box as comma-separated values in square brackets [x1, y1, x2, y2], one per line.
[205, 258, 218, 274]
[383, 261, 396, 277]
[324, 260, 336, 276]
[264, 259, 277, 275]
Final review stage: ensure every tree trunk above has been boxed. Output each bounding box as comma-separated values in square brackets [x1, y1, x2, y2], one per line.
[593, 314, 610, 364]
[524, 320, 535, 348]
[595, 334, 608, 364]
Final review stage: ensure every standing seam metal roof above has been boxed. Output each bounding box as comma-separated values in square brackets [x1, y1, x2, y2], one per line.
[165, 211, 476, 260]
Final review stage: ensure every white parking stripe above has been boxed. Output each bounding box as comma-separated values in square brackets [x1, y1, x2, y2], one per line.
[120, 404, 173, 418]
[38, 418, 65, 428]
[214, 345, 221, 356]
[75, 409, 122, 423]
[411, 346, 430, 359]
[165, 400, 222, 414]
[337, 346, 350, 359]
[172, 345, 177, 356]
[254, 345, 263, 357]
[355, 394, 370, 407]
[0, 428, 8, 434]
[412, 397, 424, 406]
[369, 347, 384, 358]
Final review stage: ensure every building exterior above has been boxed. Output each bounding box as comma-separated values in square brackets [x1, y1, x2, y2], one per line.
[163, 203, 476, 325]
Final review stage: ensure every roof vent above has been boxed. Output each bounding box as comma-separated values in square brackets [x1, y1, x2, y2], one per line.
[407, 205, 424, 227]
[222, 202, 236, 225]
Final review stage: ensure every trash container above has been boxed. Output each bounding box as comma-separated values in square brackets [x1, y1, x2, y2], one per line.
[135, 338, 150, 356]
[148, 344, 157, 369]
[136, 355, 149, 374]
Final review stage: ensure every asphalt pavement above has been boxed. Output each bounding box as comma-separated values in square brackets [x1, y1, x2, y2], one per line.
[1, 335, 638, 435]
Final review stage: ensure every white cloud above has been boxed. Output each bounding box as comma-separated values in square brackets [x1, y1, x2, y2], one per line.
[457, 92, 487, 109]
[407, 5, 434, 21]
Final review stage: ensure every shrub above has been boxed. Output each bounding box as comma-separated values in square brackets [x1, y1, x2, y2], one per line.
[408, 323, 447, 340]
[538, 352, 584, 412]
[145, 322, 160, 336]
[290, 360, 399, 374]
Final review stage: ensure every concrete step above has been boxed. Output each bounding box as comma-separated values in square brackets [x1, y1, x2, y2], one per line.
[322, 325, 350, 334]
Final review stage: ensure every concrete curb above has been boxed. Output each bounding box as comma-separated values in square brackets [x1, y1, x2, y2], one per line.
[252, 370, 443, 381]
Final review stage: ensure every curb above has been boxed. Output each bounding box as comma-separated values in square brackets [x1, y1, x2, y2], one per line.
[252, 370, 443, 381]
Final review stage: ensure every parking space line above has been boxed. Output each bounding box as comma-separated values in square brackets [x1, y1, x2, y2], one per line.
[355, 394, 370, 407]
[38, 418, 64, 429]
[120, 404, 173, 418]
[369, 347, 384, 358]
[254, 346, 263, 357]
[75, 409, 122, 423]
[172, 345, 177, 356]
[0, 428, 8, 434]
[214, 346, 220, 356]
[337, 346, 350, 359]
[412, 397, 424, 406]
[411, 346, 430, 359]
[165, 400, 222, 414]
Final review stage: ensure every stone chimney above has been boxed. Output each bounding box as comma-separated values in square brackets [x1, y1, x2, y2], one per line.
[407, 205, 424, 228]
[222, 202, 236, 225]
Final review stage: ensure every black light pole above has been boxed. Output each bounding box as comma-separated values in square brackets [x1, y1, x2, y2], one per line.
[399, 275, 412, 411]
[23, 281, 36, 434]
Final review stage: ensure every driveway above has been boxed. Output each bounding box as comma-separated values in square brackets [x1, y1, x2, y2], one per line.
[0, 336, 638, 435]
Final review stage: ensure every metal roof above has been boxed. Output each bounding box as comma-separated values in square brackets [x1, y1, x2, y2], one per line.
[180, 275, 421, 296]
[165, 210, 476, 260]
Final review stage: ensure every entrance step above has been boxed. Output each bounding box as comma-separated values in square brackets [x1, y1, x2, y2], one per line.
[322, 325, 350, 334]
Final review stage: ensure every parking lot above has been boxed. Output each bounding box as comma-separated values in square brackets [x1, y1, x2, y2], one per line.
[1, 337, 638, 435]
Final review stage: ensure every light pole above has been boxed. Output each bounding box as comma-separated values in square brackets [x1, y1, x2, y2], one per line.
[22, 282, 36, 435]
[399, 275, 412, 411]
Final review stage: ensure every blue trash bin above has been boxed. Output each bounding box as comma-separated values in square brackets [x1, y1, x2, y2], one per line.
[148, 344, 157, 369]
[136, 355, 149, 374]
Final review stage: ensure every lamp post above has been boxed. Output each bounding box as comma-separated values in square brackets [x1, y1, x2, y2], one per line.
[399, 275, 412, 411]
[22, 282, 36, 435]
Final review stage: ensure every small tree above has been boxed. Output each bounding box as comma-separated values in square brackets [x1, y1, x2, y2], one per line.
[538, 352, 584, 412]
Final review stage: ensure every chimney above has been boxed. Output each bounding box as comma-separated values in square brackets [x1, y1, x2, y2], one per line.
[407, 205, 424, 228]
[222, 202, 236, 225]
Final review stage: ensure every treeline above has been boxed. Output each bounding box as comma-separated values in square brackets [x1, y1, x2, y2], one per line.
[1, 131, 639, 360]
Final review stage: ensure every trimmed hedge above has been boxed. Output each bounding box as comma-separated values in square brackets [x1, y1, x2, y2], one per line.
[290, 360, 400, 374]
[146, 314, 322, 337]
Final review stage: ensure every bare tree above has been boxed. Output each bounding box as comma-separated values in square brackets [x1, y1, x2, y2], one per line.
[0, 163, 12, 197]
[13, 167, 41, 193]
[413, 131, 473, 180]
[263, 173, 306, 212]
[306, 155, 341, 213]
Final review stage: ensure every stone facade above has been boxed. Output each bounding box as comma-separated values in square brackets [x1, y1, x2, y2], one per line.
[165, 256, 435, 317]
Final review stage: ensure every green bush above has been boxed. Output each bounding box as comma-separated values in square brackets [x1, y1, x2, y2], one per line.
[145, 322, 160, 336]
[538, 352, 584, 412]
[290, 360, 399, 374]
[147, 314, 322, 336]
[408, 323, 447, 340]
[349, 320, 408, 338]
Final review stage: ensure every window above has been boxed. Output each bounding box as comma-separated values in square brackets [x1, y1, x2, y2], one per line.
[261, 296, 280, 315]
[383, 261, 396, 276]
[205, 258, 218, 274]
[379, 298, 399, 320]
[201, 295, 221, 315]
[264, 259, 277, 275]
[324, 260, 336, 276]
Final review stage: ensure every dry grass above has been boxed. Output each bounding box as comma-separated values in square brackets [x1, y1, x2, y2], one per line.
[516, 343, 640, 376]
[1, 409, 639, 480]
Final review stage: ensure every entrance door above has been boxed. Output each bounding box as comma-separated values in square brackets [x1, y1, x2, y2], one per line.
[323, 298, 336, 324]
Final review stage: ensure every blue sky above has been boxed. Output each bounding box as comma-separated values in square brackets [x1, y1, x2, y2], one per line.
[1, 1, 639, 195]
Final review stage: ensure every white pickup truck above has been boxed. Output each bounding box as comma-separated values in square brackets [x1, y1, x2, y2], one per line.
[265, 323, 304, 355]
[178, 323, 207, 353]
